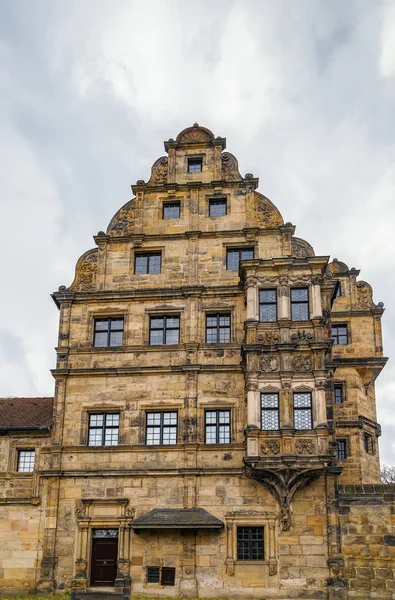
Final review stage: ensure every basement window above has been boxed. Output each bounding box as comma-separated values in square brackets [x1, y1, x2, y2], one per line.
[146, 566, 175, 586]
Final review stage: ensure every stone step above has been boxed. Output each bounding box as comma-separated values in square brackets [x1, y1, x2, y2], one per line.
[74, 590, 124, 600]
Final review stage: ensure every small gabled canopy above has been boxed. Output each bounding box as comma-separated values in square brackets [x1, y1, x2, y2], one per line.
[132, 508, 224, 530]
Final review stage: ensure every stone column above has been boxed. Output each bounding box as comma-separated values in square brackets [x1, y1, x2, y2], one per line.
[246, 381, 259, 428]
[311, 275, 323, 318]
[280, 382, 293, 429]
[225, 522, 235, 575]
[268, 523, 277, 575]
[315, 383, 327, 426]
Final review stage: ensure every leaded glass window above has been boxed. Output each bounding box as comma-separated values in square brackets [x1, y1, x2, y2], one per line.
[92, 529, 118, 538]
[259, 289, 277, 322]
[261, 393, 279, 430]
[293, 392, 312, 430]
[17, 450, 35, 472]
[206, 313, 231, 343]
[237, 527, 264, 561]
[205, 410, 230, 444]
[226, 247, 254, 270]
[94, 318, 124, 347]
[146, 412, 177, 445]
[291, 288, 309, 321]
[135, 252, 161, 274]
[149, 315, 180, 345]
[88, 413, 119, 446]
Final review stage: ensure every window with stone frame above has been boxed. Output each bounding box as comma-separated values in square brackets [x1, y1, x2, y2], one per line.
[259, 289, 277, 322]
[149, 315, 180, 345]
[146, 566, 176, 586]
[293, 392, 313, 429]
[187, 157, 202, 173]
[237, 527, 264, 561]
[94, 317, 124, 347]
[261, 393, 279, 430]
[163, 202, 180, 219]
[209, 198, 227, 217]
[17, 449, 35, 472]
[88, 413, 119, 446]
[332, 324, 348, 345]
[206, 313, 231, 343]
[334, 383, 344, 404]
[290, 288, 309, 321]
[364, 432, 375, 454]
[134, 252, 161, 274]
[205, 409, 230, 443]
[336, 439, 347, 460]
[146, 411, 177, 445]
[226, 247, 254, 271]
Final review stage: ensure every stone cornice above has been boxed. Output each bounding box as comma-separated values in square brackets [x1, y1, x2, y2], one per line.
[51, 364, 244, 378]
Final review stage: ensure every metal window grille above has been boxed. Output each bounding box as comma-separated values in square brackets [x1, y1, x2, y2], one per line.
[92, 529, 118, 538]
[332, 324, 348, 345]
[147, 567, 160, 583]
[293, 392, 312, 430]
[88, 413, 120, 446]
[17, 450, 35, 472]
[149, 316, 180, 345]
[146, 412, 177, 445]
[291, 288, 309, 321]
[94, 318, 124, 347]
[364, 433, 374, 454]
[237, 527, 264, 561]
[226, 247, 254, 270]
[135, 252, 161, 274]
[334, 385, 343, 404]
[259, 289, 277, 322]
[163, 202, 180, 219]
[188, 158, 202, 173]
[206, 313, 231, 343]
[205, 410, 230, 444]
[337, 440, 347, 460]
[261, 393, 279, 430]
[209, 198, 227, 217]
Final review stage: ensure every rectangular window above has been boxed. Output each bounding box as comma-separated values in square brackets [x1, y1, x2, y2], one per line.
[163, 202, 180, 219]
[94, 318, 124, 347]
[293, 392, 312, 430]
[291, 288, 309, 321]
[334, 384, 344, 404]
[135, 252, 161, 274]
[209, 198, 227, 217]
[226, 247, 254, 270]
[188, 158, 202, 173]
[335, 283, 341, 298]
[261, 393, 280, 430]
[205, 410, 230, 444]
[146, 412, 177, 445]
[206, 313, 231, 343]
[332, 324, 348, 345]
[17, 450, 35, 472]
[364, 433, 374, 454]
[147, 567, 160, 583]
[161, 567, 176, 586]
[149, 315, 180, 345]
[337, 439, 347, 460]
[88, 413, 119, 446]
[259, 289, 277, 322]
[237, 527, 264, 561]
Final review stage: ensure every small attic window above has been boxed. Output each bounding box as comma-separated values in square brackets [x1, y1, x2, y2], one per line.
[188, 158, 202, 173]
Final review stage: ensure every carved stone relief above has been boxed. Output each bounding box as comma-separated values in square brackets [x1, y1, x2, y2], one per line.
[261, 441, 280, 455]
[260, 355, 279, 372]
[291, 237, 315, 258]
[252, 193, 283, 228]
[107, 200, 136, 236]
[290, 330, 314, 343]
[257, 331, 280, 345]
[356, 281, 374, 310]
[292, 354, 313, 371]
[295, 440, 315, 455]
[148, 156, 168, 185]
[70, 250, 98, 292]
[221, 152, 242, 180]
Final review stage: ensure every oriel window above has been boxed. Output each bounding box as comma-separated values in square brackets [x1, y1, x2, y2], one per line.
[206, 313, 231, 343]
[226, 247, 254, 271]
[291, 288, 309, 321]
[332, 324, 348, 345]
[261, 393, 279, 430]
[88, 413, 119, 446]
[259, 289, 277, 322]
[135, 252, 161, 274]
[146, 412, 177, 445]
[94, 318, 124, 347]
[209, 198, 227, 217]
[205, 410, 230, 444]
[293, 392, 313, 429]
[149, 315, 180, 345]
[17, 450, 35, 472]
[237, 527, 264, 561]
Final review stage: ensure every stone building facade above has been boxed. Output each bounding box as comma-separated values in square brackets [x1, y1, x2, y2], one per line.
[0, 124, 394, 599]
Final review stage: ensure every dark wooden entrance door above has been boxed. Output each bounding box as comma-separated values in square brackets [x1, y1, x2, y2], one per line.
[91, 530, 118, 586]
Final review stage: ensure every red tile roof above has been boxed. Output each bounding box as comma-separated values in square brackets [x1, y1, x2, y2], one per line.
[0, 397, 53, 428]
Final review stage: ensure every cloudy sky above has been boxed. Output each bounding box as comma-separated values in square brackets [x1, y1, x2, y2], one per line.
[1, 0, 394, 462]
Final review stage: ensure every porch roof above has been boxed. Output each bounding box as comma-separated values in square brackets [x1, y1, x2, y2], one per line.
[131, 508, 224, 530]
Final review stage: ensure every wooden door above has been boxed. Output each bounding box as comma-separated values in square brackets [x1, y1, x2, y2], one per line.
[91, 530, 118, 586]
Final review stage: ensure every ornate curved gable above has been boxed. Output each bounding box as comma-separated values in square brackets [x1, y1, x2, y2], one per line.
[176, 123, 215, 144]
[328, 258, 349, 274]
[291, 237, 315, 258]
[221, 152, 242, 181]
[251, 192, 283, 228]
[148, 156, 168, 186]
[106, 199, 136, 237]
[69, 249, 98, 291]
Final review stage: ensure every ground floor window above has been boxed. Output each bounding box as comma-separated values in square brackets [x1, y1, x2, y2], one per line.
[237, 526, 264, 561]
[146, 566, 175, 586]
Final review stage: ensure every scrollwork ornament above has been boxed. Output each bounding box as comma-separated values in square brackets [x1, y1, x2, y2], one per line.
[292, 353, 312, 371]
[149, 156, 168, 185]
[290, 329, 314, 343]
[75, 506, 87, 519]
[260, 355, 279, 372]
[295, 440, 315, 455]
[257, 331, 280, 345]
[311, 274, 323, 285]
[221, 152, 241, 180]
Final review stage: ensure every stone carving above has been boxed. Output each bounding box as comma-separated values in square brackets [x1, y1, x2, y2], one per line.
[311, 274, 323, 285]
[124, 506, 135, 519]
[107, 200, 136, 236]
[328, 258, 349, 274]
[291, 237, 315, 258]
[292, 354, 312, 371]
[75, 505, 87, 519]
[148, 156, 168, 185]
[295, 440, 315, 455]
[290, 330, 314, 343]
[70, 250, 98, 292]
[260, 355, 279, 372]
[252, 193, 283, 228]
[221, 152, 242, 180]
[257, 331, 279, 345]
[177, 124, 213, 144]
[261, 441, 280, 455]
[356, 281, 374, 310]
